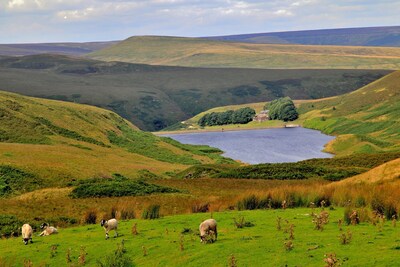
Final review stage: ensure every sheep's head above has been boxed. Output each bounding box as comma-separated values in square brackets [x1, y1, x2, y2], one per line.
[100, 220, 106, 227]
[40, 223, 48, 229]
[23, 238, 29, 245]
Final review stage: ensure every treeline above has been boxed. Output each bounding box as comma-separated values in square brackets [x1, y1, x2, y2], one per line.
[198, 107, 256, 127]
[264, 97, 298, 122]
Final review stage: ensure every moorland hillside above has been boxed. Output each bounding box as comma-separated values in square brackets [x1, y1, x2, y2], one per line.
[89, 36, 400, 69]
[299, 70, 400, 155]
[207, 26, 400, 46]
[0, 90, 226, 191]
[0, 54, 390, 130]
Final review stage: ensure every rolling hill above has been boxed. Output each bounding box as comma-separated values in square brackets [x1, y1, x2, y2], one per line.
[88, 36, 400, 69]
[0, 54, 390, 131]
[206, 26, 400, 47]
[334, 158, 400, 185]
[0, 90, 227, 192]
[0, 41, 119, 56]
[299, 70, 400, 155]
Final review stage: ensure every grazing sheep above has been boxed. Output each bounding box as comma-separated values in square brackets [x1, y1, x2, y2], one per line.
[39, 223, 58, 236]
[199, 219, 217, 243]
[21, 224, 33, 245]
[100, 219, 118, 239]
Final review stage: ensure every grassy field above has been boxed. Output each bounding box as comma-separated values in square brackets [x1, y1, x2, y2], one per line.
[1, 207, 399, 266]
[89, 36, 400, 69]
[0, 54, 388, 131]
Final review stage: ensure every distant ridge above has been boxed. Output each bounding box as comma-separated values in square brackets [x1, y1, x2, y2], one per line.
[206, 26, 400, 47]
[0, 41, 119, 56]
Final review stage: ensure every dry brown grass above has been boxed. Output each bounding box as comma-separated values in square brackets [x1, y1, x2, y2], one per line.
[1, 156, 399, 224]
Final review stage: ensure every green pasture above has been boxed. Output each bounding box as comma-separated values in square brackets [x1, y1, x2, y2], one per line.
[0, 208, 399, 266]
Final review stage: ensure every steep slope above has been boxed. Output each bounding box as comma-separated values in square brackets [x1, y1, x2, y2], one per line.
[0, 90, 225, 191]
[333, 158, 400, 185]
[207, 26, 400, 47]
[88, 36, 400, 69]
[299, 71, 400, 155]
[0, 54, 389, 131]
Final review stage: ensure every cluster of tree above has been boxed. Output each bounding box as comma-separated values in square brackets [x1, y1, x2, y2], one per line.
[264, 97, 298, 122]
[198, 107, 256, 127]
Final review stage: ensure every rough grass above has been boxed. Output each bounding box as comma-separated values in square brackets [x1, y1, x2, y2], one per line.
[89, 36, 400, 69]
[1, 208, 400, 266]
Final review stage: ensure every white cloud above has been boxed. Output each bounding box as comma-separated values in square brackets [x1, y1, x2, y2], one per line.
[7, 0, 24, 8]
[273, 9, 293, 16]
[1, 0, 399, 42]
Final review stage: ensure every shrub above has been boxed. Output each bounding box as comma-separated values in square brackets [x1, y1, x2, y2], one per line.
[237, 195, 259, 210]
[70, 179, 181, 198]
[0, 214, 22, 237]
[191, 203, 210, 213]
[0, 165, 42, 196]
[233, 216, 255, 229]
[339, 230, 352, 245]
[371, 197, 385, 214]
[142, 205, 161, 220]
[313, 211, 329, 231]
[120, 208, 135, 220]
[110, 206, 118, 219]
[228, 254, 237, 267]
[284, 240, 294, 251]
[343, 207, 352, 225]
[324, 253, 339, 267]
[384, 203, 397, 220]
[96, 240, 134, 267]
[83, 209, 97, 224]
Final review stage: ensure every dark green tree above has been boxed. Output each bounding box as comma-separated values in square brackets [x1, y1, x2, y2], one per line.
[264, 97, 298, 122]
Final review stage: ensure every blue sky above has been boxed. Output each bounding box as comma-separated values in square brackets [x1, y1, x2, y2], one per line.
[0, 0, 399, 43]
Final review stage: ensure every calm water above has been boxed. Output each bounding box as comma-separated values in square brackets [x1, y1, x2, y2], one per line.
[161, 127, 335, 164]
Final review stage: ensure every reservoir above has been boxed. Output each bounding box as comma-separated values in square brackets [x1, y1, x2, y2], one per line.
[161, 127, 335, 164]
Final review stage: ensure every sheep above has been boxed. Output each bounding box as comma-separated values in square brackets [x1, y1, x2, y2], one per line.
[39, 223, 58, 236]
[21, 224, 33, 245]
[100, 218, 118, 239]
[199, 219, 217, 243]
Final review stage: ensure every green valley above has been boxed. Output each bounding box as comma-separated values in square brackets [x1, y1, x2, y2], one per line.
[0, 54, 388, 131]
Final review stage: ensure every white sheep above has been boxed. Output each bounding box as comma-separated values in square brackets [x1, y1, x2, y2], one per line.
[100, 219, 118, 239]
[39, 223, 58, 236]
[199, 219, 217, 243]
[21, 224, 33, 245]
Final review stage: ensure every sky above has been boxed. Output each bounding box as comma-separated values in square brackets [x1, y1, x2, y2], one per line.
[0, 0, 399, 43]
